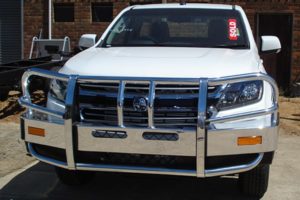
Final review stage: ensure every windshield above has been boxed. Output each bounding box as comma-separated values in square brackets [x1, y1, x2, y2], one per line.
[101, 8, 249, 49]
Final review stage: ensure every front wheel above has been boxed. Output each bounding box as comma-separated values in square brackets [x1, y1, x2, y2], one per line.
[55, 167, 95, 186]
[0, 90, 9, 101]
[239, 164, 270, 198]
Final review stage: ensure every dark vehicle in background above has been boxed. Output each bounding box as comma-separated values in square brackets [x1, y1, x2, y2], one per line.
[0, 57, 66, 100]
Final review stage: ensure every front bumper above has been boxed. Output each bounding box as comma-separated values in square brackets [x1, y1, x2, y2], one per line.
[21, 116, 278, 177]
[19, 68, 279, 177]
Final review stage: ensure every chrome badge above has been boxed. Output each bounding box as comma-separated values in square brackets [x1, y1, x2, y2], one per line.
[133, 96, 148, 112]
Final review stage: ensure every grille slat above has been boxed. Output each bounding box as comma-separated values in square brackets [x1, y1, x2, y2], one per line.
[154, 117, 197, 120]
[80, 104, 116, 111]
[83, 112, 149, 120]
[83, 112, 117, 118]
[80, 91, 198, 99]
[80, 84, 119, 89]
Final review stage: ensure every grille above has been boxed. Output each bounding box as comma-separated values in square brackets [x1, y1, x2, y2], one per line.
[79, 83, 119, 126]
[154, 84, 198, 128]
[78, 81, 218, 128]
[143, 132, 179, 141]
[92, 130, 127, 139]
[77, 152, 196, 170]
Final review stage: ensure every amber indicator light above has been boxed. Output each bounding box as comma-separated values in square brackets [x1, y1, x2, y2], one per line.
[237, 136, 262, 146]
[28, 127, 45, 137]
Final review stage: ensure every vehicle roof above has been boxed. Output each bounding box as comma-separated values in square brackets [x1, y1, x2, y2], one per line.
[131, 3, 241, 10]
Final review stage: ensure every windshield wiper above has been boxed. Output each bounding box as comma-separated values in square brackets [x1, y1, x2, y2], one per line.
[104, 43, 179, 47]
[209, 44, 249, 49]
[104, 44, 249, 48]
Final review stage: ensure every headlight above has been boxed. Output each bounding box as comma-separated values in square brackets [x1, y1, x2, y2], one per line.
[49, 79, 67, 102]
[216, 80, 263, 110]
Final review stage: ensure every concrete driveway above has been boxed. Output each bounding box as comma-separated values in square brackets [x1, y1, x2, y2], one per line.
[0, 163, 254, 200]
[0, 127, 299, 200]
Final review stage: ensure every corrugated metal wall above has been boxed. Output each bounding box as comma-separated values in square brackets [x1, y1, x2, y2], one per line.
[0, 0, 22, 64]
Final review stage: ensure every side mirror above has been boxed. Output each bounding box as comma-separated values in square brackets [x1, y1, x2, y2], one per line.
[260, 36, 281, 54]
[78, 34, 97, 50]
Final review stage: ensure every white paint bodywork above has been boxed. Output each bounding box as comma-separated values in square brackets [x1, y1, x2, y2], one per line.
[78, 34, 97, 50]
[62, 4, 261, 79]
[59, 4, 274, 128]
[61, 47, 261, 78]
[20, 4, 280, 177]
[261, 36, 281, 53]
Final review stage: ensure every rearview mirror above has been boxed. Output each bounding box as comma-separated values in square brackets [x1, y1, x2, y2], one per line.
[260, 36, 281, 54]
[78, 34, 97, 50]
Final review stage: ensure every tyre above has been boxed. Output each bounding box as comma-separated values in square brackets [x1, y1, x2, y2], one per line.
[55, 167, 95, 186]
[239, 164, 270, 199]
[0, 90, 9, 101]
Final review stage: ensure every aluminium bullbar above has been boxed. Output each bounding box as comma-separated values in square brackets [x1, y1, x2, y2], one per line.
[19, 68, 279, 125]
[19, 68, 278, 177]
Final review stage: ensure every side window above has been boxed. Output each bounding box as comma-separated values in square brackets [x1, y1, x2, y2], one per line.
[54, 3, 74, 22]
[92, 3, 113, 22]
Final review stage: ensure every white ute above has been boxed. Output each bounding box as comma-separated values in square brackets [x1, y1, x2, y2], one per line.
[19, 3, 281, 198]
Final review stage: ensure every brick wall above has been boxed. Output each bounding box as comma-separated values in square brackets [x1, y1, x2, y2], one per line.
[23, 0, 300, 83]
[213, 0, 300, 82]
[24, 0, 45, 59]
[23, 0, 129, 58]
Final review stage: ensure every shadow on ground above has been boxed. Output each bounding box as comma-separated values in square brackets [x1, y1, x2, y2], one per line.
[0, 162, 258, 200]
[0, 90, 45, 120]
[0, 92, 24, 119]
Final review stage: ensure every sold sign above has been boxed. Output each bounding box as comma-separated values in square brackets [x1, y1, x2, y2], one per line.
[228, 19, 238, 41]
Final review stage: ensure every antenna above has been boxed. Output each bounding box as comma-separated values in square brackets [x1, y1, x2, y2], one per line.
[180, 0, 186, 5]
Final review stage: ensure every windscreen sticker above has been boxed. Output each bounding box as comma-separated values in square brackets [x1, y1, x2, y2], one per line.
[228, 19, 239, 41]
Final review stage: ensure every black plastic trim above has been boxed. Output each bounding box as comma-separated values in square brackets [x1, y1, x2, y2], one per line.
[260, 151, 274, 165]
[20, 118, 25, 140]
[206, 153, 259, 169]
